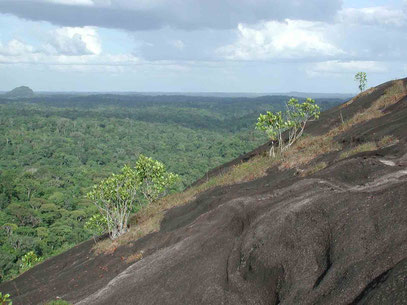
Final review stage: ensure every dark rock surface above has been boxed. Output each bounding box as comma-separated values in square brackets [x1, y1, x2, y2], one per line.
[1, 79, 407, 305]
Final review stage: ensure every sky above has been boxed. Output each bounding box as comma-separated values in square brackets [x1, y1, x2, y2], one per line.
[0, 0, 406, 93]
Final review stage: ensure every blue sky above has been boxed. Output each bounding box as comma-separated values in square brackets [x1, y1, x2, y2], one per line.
[0, 0, 406, 92]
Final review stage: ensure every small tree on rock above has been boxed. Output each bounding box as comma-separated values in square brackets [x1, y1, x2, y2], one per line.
[256, 111, 285, 157]
[355, 72, 367, 92]
[285, 98, 320, 147]
[87, 156, 178, 240]
[135, 155, 179, 204]
[256, 98, 320, 157]
[87, 165, 139, 240]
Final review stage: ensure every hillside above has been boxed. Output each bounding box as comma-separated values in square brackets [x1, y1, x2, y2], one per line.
[1, 78, 407, 304]
[4, 86, 34, 99]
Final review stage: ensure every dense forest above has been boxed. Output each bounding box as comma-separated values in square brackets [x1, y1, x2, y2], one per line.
[0, 93, 344, 282]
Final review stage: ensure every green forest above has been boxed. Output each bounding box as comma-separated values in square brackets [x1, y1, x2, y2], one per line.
[0, 93, 344, 282]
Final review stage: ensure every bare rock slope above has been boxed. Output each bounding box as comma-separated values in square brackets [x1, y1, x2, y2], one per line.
[1, 79, 407, 305]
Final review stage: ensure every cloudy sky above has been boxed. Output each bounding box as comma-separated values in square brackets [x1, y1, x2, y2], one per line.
[0, 0, 406, 92]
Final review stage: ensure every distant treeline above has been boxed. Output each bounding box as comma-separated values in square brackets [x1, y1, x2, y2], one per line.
[0, 94, 343, 132]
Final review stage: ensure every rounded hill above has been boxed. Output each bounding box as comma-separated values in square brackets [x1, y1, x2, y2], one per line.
[5, 86, 34, 99]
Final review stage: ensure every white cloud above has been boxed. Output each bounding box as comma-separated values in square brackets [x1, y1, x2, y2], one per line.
[0, 31, 197, 75]
[218, 20, 344, 61]
[0, 39, 36, 56]
[0, 49, 139, 66]
[0, 30, 140, 70]
[170, 40, 185, 50]
[337, 7, 407, 27]
[308, 60, 387, 75]
[46, 27, 101, 55]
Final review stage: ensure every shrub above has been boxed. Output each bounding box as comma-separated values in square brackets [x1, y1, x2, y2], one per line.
[135, 154, 179, 204]
[87, 156, 178, 240]
[87, 165, 139, 240]
[256, 98, 320, 156]
[84, 214, 108, 243]
[0, 292, 12, 305]
[20, 251, 41, 272]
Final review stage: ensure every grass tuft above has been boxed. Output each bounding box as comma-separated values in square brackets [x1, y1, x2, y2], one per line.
[339, 142, 377, 160]
[126, 251, 144, 264]
[300, 162, 328, 177]
[279, 135, 342, 169]
[378, 135, 399, 147]
[339, 135, 399, 160]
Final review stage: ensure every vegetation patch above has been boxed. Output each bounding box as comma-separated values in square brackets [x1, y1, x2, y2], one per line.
[300, 162, 328, 177]
[339, 142, 378, 160]
[377, 135, 399, 147]
[126, 251, 144, 264]
[279, 134, 342, 169]
[339, 136, 399, 160]
[0, 292, 12, 305]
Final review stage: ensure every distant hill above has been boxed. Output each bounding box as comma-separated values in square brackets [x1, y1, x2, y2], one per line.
[5, 86, 34, 99]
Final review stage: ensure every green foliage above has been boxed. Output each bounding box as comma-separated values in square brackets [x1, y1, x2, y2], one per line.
[256, 98, 320, 156]
[6, 203, 40, 227]
[19, 251, 41, 271]
[0, 292, 12, 305]
[1, 224, 17, 236]
[355, 72, 367, 92]
[87, 165, 139, 239]
[285, 98, 320, 145]
[135, 155, 179, 204]
[36, 227, 49, 240]
[256, 111, 285, 142]
[84, 214, 107, 242]
[87, 156, 178, 239]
